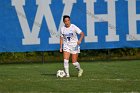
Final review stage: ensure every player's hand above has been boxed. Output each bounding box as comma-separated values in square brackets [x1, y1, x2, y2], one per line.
[60, 48, 63, 52]
[77, 40, 81, 45]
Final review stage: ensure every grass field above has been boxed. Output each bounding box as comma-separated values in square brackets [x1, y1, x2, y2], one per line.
[0, 60, 140, 93]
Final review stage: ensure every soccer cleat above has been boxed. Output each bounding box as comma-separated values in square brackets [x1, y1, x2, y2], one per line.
[65, 74, 70, 78]
[66, 75, 70, 78]
[78, 69, 83, 77]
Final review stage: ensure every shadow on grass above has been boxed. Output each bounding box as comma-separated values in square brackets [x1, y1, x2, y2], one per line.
[41, 73, 78, 78]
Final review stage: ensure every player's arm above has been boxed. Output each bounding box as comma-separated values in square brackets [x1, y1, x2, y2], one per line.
[60, 28, 63, 52]
[60, 36, 63, 52]
[74, 25, 85, 45]
[60, 30, 64, 53]
[77, 32, 84, 45]
[74, 24, 85, 45]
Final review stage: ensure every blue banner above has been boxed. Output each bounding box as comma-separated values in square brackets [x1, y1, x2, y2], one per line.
[0, 0, 140, 52]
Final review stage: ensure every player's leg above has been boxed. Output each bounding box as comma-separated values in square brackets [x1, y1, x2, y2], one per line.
[72, 54, 83, 77]
[63, 51, 70, 77]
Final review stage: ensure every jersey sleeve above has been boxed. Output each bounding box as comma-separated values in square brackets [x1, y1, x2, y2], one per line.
[74, 25, 82, 34]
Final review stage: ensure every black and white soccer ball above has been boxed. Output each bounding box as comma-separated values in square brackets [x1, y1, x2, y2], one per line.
[56, 70, 66, 78]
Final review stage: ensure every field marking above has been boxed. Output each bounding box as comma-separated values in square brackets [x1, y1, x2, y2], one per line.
[0, 76, 140, 82]
[56, 78, 140, 82]
[16, 66, 39, 69]
[16, 67, 26, 69]
[90, 78, 140, 81]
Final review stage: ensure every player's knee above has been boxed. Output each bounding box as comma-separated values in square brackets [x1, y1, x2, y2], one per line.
[63, 52, 70, 60]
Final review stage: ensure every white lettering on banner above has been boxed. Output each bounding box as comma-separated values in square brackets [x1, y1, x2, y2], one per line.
[12, 0, 76, 45]
[12, 0, 40, 45]
[12, 0, 140, 45]
[84, 0, 119, 42]
[126, 0, 140, 41]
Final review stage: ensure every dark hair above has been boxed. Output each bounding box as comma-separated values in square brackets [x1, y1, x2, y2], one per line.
[63, 15, 70, 22]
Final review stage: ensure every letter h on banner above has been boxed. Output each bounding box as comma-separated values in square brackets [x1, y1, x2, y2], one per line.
[84, 0, 119, 42]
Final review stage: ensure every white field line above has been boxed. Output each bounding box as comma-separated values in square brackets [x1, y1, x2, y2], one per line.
[16, 66, 39, 69]
[0, 78, 140, 82]
[56, 78, 140, 81]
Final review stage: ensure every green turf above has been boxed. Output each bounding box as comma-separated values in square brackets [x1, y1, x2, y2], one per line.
[0, 60, 140, 93]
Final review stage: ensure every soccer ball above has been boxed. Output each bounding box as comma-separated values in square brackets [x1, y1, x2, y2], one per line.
[56, 70, 66, 78]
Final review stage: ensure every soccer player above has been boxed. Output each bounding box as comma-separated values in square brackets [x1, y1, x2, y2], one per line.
[60, 15, 84, 77]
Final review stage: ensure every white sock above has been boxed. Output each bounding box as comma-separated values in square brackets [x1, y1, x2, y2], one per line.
[73, 62, 81, 71]
[64, 59, 69, 76]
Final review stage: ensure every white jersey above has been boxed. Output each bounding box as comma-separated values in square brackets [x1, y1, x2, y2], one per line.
[60, 24, 82, 46]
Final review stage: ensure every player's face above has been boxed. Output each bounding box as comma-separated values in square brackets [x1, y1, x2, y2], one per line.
[64, 18, 71, 27]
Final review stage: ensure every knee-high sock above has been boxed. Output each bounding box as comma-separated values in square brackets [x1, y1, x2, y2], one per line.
[73, 62, 81, 71]
[64, 59, 69, 75]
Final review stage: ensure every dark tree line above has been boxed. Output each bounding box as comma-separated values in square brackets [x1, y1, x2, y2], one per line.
[0, 48, 140, 63]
